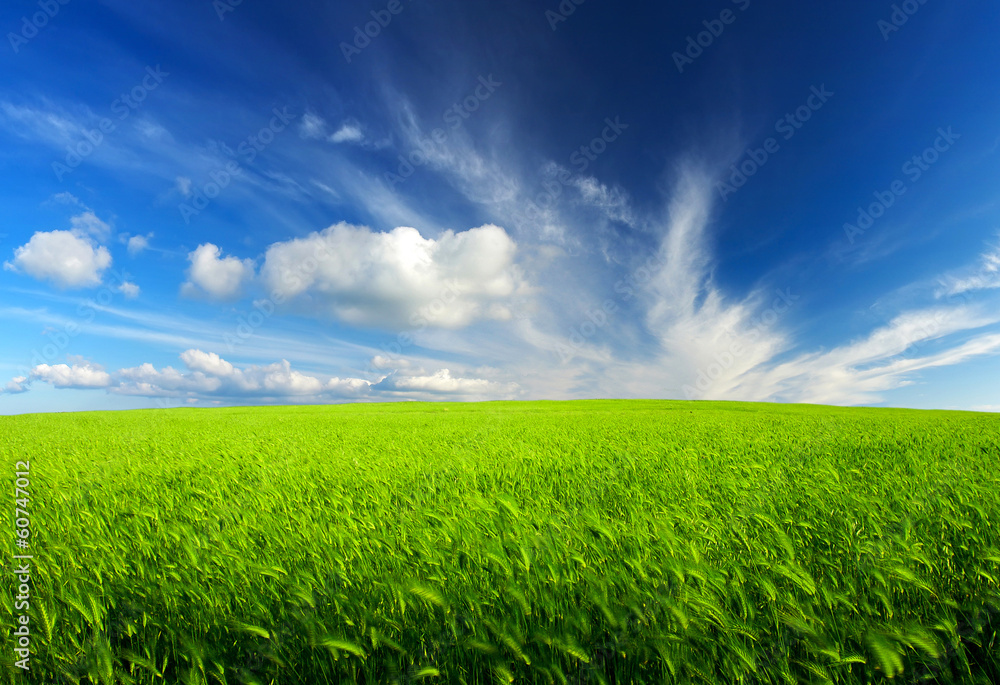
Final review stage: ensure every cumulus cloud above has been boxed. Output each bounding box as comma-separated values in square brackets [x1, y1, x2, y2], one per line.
[2, 350, 518, 403]
[375, 368, 516, 396]
[369, 354, 405, 370]
[116, 362, 221, 395]
[3, 376, 28, 394]
[4, 229, 112, 288]
[114, 350, 369, 399]
[260, 222, 527, 329]
[180, 349, 235, 377]
[31, 361, 112, 389]
[181, 243, 255, 301]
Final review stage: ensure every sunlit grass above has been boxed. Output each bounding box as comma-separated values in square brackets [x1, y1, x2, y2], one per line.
[1, 400, 997, 684]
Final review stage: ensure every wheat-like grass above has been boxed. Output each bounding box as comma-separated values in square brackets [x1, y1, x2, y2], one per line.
[0, 400, 997, 683]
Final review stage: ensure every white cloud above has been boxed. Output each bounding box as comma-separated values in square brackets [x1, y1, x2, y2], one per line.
[70, 211, 112, 241]
[116, 362, 222, 395]
[119, 282, 140, 299]
[181, 243, 255, 301]
[375, 368, 514, 395]
[573, 177, 636, 226]
[4, 349, 520, 403]
[299, 113, 364, 144]
[179, 349, 234, 377]
[724, 312, 1000, 406]
[330, 123, 364, 144]
[135, 119, 169, 141]
[31, 362, 112, 389]
[311, 180, 341, 200]
[299, 112, 327, 140]
[327, 377, 374, 394]
[260, 222, 527, 329]
[510, 164, 1000, 408]
[176, 176, 193, 196]
[370, 355, 408, 370]
[0, 101, 86, 146]
[114, 350, 368, 399]
[50, 192, 84, 207]
[938, 241, 1000, 296]
[126, 233, 153, 256]
[3, 376, 28, 393]
[4, 229, 112, 288]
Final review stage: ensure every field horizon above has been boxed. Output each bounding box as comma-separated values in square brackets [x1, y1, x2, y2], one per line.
[6, 397, 1000, 419]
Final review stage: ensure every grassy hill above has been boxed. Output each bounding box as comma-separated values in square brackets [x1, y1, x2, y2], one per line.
[2, 400, 998, 684]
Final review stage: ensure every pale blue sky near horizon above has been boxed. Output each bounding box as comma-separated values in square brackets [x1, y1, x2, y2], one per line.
[1, 0, 999, 415]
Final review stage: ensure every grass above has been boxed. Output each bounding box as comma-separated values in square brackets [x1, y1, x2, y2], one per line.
[1, 399, 998, 684]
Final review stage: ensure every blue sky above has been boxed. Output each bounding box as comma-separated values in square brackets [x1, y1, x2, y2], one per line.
[2, 0, 1000, 414]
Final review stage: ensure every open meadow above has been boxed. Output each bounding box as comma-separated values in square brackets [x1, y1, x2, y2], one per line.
[2, 400, 998, 684]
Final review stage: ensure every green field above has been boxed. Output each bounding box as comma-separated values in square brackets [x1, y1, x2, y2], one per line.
[2, 400, 998, 684]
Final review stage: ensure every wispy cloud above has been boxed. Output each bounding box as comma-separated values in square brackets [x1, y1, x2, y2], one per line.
[624, 168, 1000, 405]
[937, 239, 1000, 296]
[486, 163, 1000, 408]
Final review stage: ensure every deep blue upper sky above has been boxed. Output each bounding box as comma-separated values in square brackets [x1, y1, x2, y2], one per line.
[2, 0, 999, 413]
